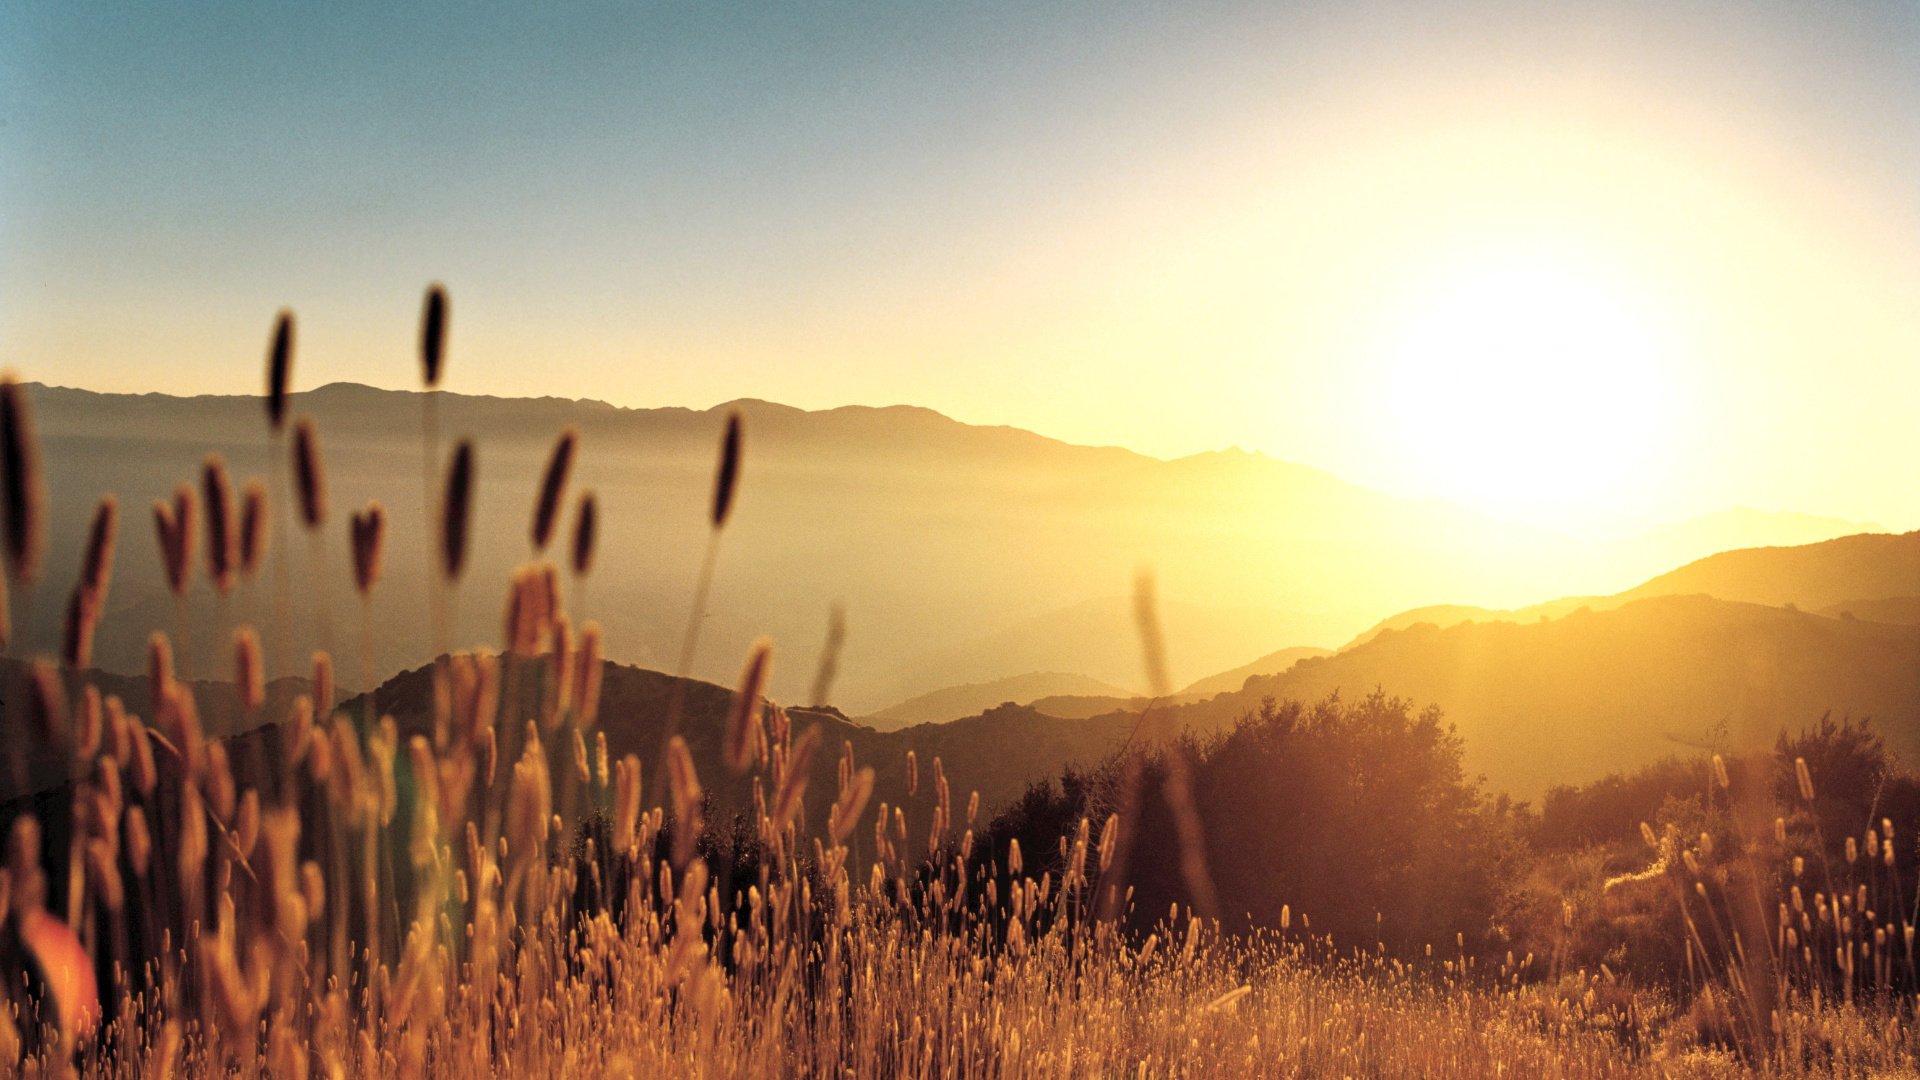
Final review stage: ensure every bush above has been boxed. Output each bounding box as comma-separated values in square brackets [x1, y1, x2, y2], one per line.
[983, 691, 1523, 953]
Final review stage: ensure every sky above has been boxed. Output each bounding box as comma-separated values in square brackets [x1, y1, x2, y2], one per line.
[2, 1, 1917, 535]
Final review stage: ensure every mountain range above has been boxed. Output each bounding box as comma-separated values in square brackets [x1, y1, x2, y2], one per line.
[15, 382, 1890, 720]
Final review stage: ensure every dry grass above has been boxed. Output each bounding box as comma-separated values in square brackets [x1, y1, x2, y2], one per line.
[0, 299, 1915, 1077]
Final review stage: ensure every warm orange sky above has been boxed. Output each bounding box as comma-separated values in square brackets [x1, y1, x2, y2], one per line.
[4, 2, 1917, 535]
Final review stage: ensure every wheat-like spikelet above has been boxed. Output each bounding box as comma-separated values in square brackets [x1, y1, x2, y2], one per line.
[123, 804, 151, 879]
[532, 430, 577, 552]
[234, 626, 265, 712]
[613, 753, 643, 856]
[148, 632, 174, 701]
[238, 479, 267, 579]
[774, 724, 821, 833]
[573, 621, 603, 729]
[27, 658, 66, 743]
[830, 766, 874, 845]
[542, 613, 574, 731]
[349, 502, 385, 595]
[127, 720, 157, 798]
[810, 603, 846, 708]
[0, 377, 45, 581]
[81, 495, 118, 602]
[73, 686, 102, 762]
[61, 584, 98, 668]
[64, 497, 119, 664]
[711, 410, 742, 529]
[204, 741, 236, 819]
[667, 735, 703, 867]
[441, 439, 474, 581]
[157, 678, 206, 777]
[153, 486, 197, 597]
[102, 694, 129, 762]
[725, 640, 772, 774]
[506, 724, 552, 867]
[202, 455, 236, 592]
[504, 565, 552, 657]
[311, 649, 335, 718]
[420, 284, 448, 388]
[292, 417, 327, 530]
[570, 492, 596, 577]
[266, 310, 294, 431]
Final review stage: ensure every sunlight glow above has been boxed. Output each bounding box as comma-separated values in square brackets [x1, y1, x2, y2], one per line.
[1378, 251, 1681, 526]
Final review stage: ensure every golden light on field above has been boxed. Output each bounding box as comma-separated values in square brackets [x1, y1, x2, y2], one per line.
[1376, 248, 1682, 526]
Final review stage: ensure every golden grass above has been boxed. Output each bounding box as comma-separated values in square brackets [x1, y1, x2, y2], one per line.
[0, 296, 1915, 1077]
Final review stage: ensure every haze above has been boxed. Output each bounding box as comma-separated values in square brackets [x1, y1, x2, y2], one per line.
[4, 1, 1918, 536]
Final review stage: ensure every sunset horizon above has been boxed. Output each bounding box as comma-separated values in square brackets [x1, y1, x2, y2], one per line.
[2, 3, 1917, 1076]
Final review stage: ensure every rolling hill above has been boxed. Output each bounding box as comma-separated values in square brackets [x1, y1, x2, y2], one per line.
[1116, 594, 1920, 797]
[1178, 646, 1335, 696]
[864, 671, 1135, 729]
[1620, 530, 1920, 610]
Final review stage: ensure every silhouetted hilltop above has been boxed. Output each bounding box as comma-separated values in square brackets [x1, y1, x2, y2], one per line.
[349, 658, 1135, 836]
[865, 672, 1135, 729]
[1820, 596, 1920, 626]
[1340, 531, 1920, 649]
[1621, 530, 1920, 609]
[1177, 646, 1334, 696]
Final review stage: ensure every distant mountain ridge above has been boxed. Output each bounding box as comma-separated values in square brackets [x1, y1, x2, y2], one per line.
[1343, 531, 1920, 648]
[1070, 532, 1920, 796]
[14, 381, 1900, 717]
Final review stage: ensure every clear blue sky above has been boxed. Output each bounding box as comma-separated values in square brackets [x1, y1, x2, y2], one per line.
[3, 1, 1917, 528]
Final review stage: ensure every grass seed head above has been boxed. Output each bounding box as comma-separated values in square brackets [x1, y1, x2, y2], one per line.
[421, 284, 449, 388]
[235, 626, 265, 711]
[81, 495, 118, 601]
[292, 417, 326, 529]
[350, 502, 385, 595]
[154, 486, 197, 596]
[573, 623, 603, 729]
[266, 310, 293, 431]
[202, 454, 236, 592]
[711, 410, 742, 529]
[61, 582, 101, 668]
[726, 640, 772, 773]
[441, 439, 475, 581]
[570, 492, 596, 577]
[238, 479, 268, 578]
[0, 377, 46, 581]
[532, 430, 577, 551]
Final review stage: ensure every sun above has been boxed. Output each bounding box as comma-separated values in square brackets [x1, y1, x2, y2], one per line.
[1377, 250, 1682, 529]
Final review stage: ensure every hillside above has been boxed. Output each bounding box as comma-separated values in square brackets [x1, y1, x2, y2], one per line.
[1131, 594, 1920, 797]
[1339, 531, 1920, 651]
[1621, 530, 1920, 609]
[333, 658, 1128, 841]
[0, 660, 313, 802]
[1339, 599, 1608, 650]
[1178, 646, 1334, 695]
[864, 671, 1135, 729]
[1820, 596, 1920, 626]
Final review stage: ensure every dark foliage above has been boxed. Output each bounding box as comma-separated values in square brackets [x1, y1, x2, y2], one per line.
[982, 691, 1522, 953]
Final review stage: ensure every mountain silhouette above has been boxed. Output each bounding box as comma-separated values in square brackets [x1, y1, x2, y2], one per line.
[15, 382, 1895, 721]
